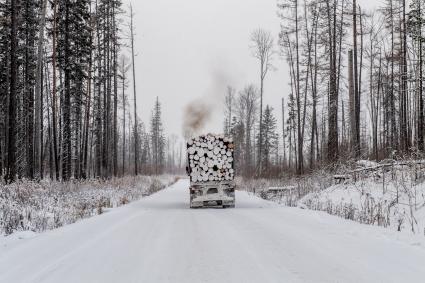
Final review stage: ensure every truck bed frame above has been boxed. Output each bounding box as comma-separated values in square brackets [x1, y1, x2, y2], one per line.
[189, 181, 235, 208]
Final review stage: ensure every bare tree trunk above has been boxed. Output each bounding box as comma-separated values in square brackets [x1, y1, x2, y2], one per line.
[282, 97, 286, 168]
[82, 5, 93, 179]
[258, 64, 264, 175]
[43, 48, 53, 179]
[418, 1, 424, 151]
[375, 53, 382, 160]
[6, 0, 18, 183]
[94, 0, 102, 177]
[122, 58, 126, 175]
[113, 2, 118, 177]
[358, 6, 364, 155]
[401, 0, 409, 152]
[341, 98, 346, 147]
[62, 0, 72, 181]
[327, 0, 339, 162]
[51, 0, 60, 180]
[389, 0, 397, 153]
[34, 0, 48, 180]
[310, 11, 319, 169]
[352, 0, 360, 157]
[130, 5, 139, 175]
[294, 0, 303, 174]
[349, 49, 356, 154]
[102, 2, 111, 178]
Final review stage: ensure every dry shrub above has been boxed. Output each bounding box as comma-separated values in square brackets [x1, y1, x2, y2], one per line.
[0, 175, 178, 236]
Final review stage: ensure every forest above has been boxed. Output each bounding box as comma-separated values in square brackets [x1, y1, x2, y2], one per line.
[1, 0, 425, 183]
[226, 0, 425, 177]
[0, 0, 183, 183]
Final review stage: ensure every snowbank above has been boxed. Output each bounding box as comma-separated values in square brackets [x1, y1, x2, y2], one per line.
[0, 175, 178, 236]
[239, 161, 425, 235]
[300, 168, 425, 235]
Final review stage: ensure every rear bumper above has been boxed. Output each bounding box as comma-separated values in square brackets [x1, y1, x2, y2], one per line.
[190, 198, 235, 208]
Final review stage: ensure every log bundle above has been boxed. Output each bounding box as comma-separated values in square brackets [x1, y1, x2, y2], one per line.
[187, 134, 235, 182]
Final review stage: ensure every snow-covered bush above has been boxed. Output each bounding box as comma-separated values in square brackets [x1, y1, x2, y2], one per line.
[299, 161, 425, 234]
[0, 175, 177, 236]
[239, 160, 425, 234]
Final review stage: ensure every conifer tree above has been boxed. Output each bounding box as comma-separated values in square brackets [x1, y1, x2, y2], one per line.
[257, 105, 278, 176]
[150, 97, 165, 175]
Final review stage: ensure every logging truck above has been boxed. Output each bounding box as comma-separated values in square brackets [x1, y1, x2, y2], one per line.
[186, 134, 235, 208]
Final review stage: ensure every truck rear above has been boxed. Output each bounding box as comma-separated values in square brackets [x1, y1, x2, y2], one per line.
[186, 134, 235, 208]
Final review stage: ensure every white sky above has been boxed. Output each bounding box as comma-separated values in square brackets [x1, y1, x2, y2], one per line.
[125, 0, 379, 140]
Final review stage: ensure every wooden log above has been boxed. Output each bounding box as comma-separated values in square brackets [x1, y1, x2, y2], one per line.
[198, 148, 205, 156]
[207, 160, 214, 168]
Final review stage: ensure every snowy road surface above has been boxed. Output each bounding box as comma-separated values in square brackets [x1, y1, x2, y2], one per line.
[1, 179, 425, 283]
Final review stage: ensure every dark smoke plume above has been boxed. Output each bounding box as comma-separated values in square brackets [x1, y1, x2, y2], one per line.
[182, 66, 233, 139]
[183, 98, 212, 139]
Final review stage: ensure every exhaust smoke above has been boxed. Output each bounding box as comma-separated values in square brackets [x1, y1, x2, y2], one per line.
[183, 99, 212, 139]
[182, 66, 233, 140]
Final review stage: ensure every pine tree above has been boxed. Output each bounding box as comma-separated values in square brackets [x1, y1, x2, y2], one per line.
[129, 4, 138, 176]
[119, 55, 130, 175]
[408, 0, 425, 152]
[0, 1, 10, 178]
[21, 0, 38, 179]
[257, 105, 278, 176]
[34, 0, 48, 180]
[150, 97, 165, 175]
[55, 0, 91, 180]
[6, 0, 18, 182]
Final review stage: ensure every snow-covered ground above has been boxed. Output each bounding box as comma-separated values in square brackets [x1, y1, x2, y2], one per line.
[241, 161, 425, 235]
[0, 175, 177, 236]
[1, 179, 425, 283]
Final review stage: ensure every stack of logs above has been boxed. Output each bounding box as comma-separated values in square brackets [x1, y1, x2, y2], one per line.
[187, 134, 235, 182]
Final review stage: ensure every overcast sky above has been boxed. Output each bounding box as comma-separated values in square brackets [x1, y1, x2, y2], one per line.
[124, 0, 379, 140]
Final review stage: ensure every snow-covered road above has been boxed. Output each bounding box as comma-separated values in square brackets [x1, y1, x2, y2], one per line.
[1, 179, 425, 283]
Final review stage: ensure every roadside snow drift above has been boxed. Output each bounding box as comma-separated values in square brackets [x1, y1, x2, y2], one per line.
[1, 179, 425, 283]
